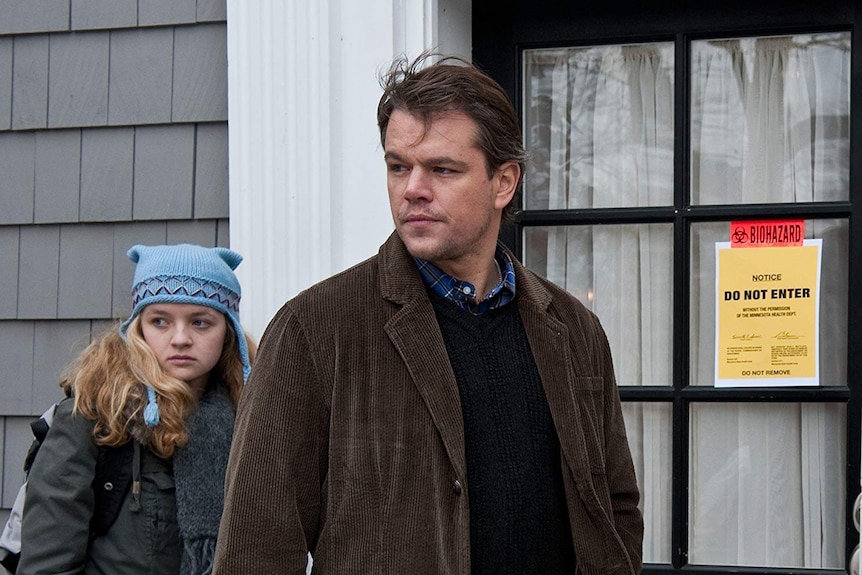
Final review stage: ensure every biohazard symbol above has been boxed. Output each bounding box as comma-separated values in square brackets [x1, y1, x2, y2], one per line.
[731, 226, 748, 244]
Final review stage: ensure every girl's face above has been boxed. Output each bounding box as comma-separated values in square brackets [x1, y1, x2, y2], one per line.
[140, 303, 227, 398]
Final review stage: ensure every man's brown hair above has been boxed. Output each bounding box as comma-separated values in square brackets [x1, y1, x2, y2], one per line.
[377, 54, 526, 221]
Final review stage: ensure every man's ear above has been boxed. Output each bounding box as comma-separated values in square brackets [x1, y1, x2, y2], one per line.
[494, 162, 520, 210]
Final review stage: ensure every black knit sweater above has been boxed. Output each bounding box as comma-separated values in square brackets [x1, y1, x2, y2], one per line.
[430, 291, 575, 574]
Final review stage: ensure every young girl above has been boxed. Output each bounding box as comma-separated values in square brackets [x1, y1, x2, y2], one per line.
[17, 244, 255, 575]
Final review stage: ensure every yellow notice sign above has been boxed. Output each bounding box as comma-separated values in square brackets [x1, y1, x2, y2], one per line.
[715, 239, 821, 387]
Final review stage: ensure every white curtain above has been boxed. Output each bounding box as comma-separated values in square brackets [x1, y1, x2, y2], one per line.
[688, 35, 849, 567]
[524, 43, 675, 563]
[524, 32, 849, 567]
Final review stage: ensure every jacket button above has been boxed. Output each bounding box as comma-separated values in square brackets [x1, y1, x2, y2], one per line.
[453, 480, 462, 495]
[103, 482, 114, 491]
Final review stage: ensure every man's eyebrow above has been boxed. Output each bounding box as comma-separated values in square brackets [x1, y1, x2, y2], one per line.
[384, 152, 468, 168]
[424, 156, 468, 169]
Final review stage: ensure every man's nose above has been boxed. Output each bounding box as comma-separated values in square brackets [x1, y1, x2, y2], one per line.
[403, 168, 432, 201]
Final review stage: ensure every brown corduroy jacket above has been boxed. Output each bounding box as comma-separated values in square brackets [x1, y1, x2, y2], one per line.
[213, 233, 643, 575]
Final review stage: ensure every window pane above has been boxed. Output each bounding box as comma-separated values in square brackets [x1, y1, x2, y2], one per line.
[524, 224, 673, 386]
[689, 220, 848, 387]
[522, 43, 674, 210]
[689, 402, 846, 567]
[622, 402, 672, 564]
[690, 33, 850, 205]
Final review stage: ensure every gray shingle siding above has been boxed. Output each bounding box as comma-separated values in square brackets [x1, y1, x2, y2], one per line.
[0, 322, 35, 415]
[71, 0, 138, 30]
[196, 0, 227, 22]
[0, 227, 20, 318]
[12, 35, 49, 129]
[172, 24, 227, 121]
[108, 28, 174, 124]
[0, 38, 11, 130]
[57, 225, 115, 319]
[48, 32, 111, 128]
[139, 0, 198, 27]
[34, 130, 82, 223]
[80, 128, 135, 221]
[0, 0, 230, 514]
[17, 225, 61, 319]
[133, 124, 196, 219]
[0, 132, 35, 224]
[194, 123, 229, 219]
[3, 220, 228, 322]
[0, 1, 70, 35]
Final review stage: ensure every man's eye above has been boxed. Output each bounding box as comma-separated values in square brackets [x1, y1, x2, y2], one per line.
[434, 167, 453, 174]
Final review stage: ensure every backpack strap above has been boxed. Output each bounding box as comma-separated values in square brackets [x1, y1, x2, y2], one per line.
[91, 441, 135, 536]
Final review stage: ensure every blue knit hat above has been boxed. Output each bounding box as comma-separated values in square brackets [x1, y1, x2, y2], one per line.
[119, 244, 250, 427]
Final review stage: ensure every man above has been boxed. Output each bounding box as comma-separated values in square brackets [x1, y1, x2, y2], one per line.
[213, 55, 643, 575]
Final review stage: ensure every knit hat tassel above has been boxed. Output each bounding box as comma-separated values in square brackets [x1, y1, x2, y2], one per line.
[144, 387, 160, 427]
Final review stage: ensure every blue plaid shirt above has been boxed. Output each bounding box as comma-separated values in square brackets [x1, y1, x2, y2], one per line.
[414, 245, 517, 315]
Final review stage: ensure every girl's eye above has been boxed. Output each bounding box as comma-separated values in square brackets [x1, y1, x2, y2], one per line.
[193, 320, 210, 328]
[150, 318, 167, 327]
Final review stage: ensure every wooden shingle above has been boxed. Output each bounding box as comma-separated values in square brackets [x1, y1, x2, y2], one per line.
[32, 320, 90, 407]
[0, 132, 35, 224]
[194, 123, 229, 218]
[0, 0, 70, 35]
[11, 35, 49, 130]
[108, 28, 173, 125]
[172, 24, 227, 122]
[71, 0, 137, 30]
[17, 225, 59, 319]
[216, 219, 230, 247]
[0, 228, 19, 319]
[48, 32, 109, 128]
[166, 219, 218, 246]
[133, 125, 195, 220]
[80, 128, 134, 221]
[0, 38, 11, 131]
[139, 0, 197, 27]
[196, 0, 227, 22]
[34, 130, 81, 223]
[58, 225, 114, 319]
[0, 322, 35, 415]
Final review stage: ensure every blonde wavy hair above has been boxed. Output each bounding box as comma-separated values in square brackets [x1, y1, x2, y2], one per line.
[60, 314, 256, 459]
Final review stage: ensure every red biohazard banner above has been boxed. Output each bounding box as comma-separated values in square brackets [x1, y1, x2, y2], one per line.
[729, 220, 805, 248]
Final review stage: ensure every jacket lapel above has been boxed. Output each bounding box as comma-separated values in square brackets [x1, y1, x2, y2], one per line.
[517, 299, 584, 471]
[514, 260, 594, 488]
[379, 234, 467, 479]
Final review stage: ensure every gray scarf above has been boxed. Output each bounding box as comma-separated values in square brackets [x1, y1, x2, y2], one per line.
[172, 387, 235, 575]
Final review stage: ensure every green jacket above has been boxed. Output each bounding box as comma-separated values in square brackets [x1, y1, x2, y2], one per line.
[17, 397, 181, 575]
[214, 232, 643, 575]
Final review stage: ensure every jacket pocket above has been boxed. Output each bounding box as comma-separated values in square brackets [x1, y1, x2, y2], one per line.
[143, 470, 180, 562]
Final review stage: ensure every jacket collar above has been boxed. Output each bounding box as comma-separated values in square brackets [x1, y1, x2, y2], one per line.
[378, 231, 554, 313]
[378, 232, 428, 306]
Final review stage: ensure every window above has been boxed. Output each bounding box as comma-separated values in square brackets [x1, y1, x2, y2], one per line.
[518, 30, 851, 569]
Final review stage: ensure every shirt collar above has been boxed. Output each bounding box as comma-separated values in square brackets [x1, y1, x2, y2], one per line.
[414, 244, 516, 315]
